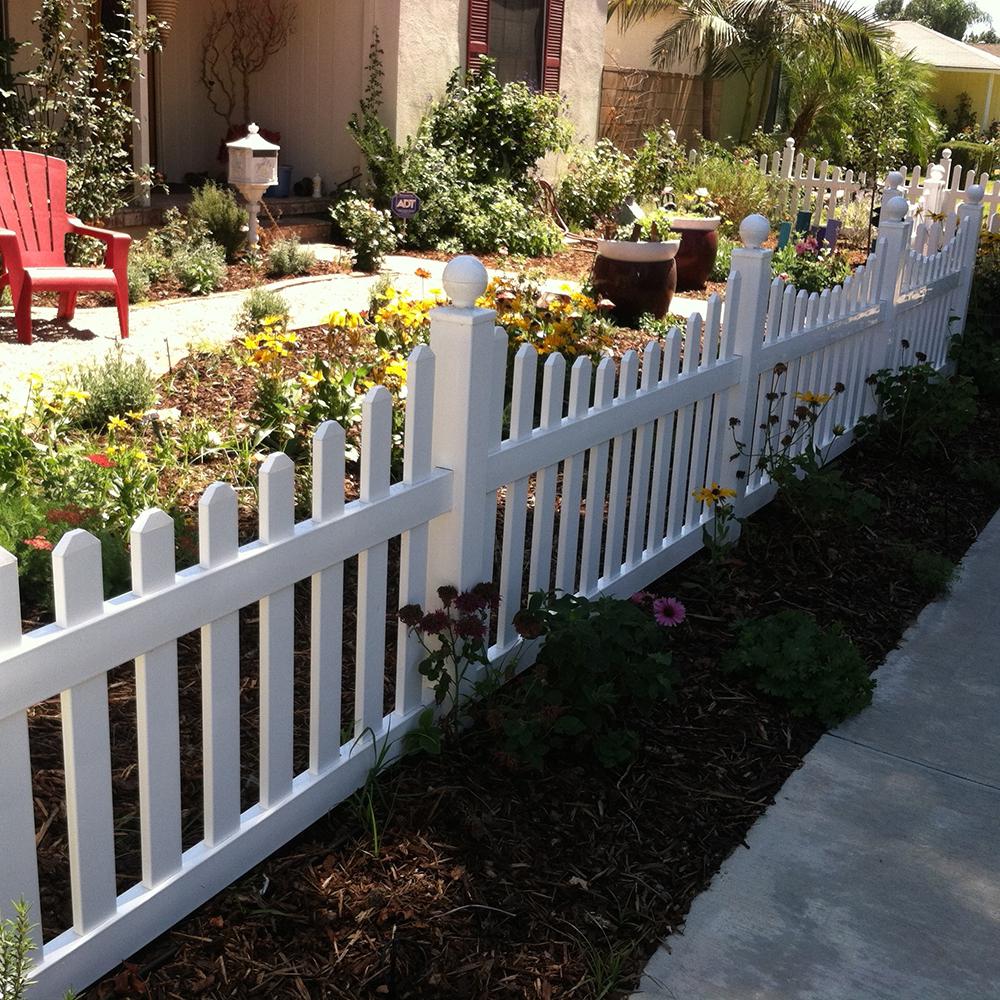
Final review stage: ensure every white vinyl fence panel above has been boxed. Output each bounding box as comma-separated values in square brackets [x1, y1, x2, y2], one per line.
[0, 188, 986, 997]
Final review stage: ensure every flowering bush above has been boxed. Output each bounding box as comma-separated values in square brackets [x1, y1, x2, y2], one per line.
[331, 194, 397, 272]
[771, 236, 852, 293]
[478, 274, 614, 361]
[731, 364, 879, 532]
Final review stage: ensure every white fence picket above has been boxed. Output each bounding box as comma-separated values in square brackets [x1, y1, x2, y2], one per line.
[309, 421, 345, 774]
[528, 353, 566, 592]
[258, 452, 296, 808]
[199, 482, 242, 847]
[130, 510, 182, 888]
[53, 531, 117, 933]
[395, 345, 435, 718]
[579, 359, 616, 594]
[0, 550, 41, 945]
[355, 387, 392, 737]
[555, 356, 592, 593]
[603, 350, 638, 580]
[497, 344, 537, 648]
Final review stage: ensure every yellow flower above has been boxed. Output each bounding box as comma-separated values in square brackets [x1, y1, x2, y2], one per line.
[298, 370, 323, 389]
[126, 410, 147, 421]
[794, 391, 832, 406]
[107, 415, 128, 432]
[692, 483, 737, 506]
[63, 389, 91, 402]
[414, 267, 432, 280]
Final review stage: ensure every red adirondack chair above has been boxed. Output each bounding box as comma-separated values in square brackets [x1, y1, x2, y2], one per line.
[0, 149, 131, 345]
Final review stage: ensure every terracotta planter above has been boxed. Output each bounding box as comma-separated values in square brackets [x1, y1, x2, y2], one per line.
[148, 0, 179, 41]
[672, 216, 721, 292]
[592, 239, 680, 328]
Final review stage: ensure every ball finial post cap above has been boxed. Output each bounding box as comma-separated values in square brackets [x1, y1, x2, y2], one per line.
[785, 137, 795, 148]
[966, 184, 985, 205]
[885, 196, 909, 222]
[740, 214, 770, 249]
[884, 170, 904, 189]
[443, 255, 489, 308]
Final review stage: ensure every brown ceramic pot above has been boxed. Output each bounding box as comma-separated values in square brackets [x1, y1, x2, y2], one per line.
[673, 217, 721, 292]
[591, 239, 680, 328]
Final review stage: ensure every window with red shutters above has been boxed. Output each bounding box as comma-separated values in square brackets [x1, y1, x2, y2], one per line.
[467, 0, 563, 94]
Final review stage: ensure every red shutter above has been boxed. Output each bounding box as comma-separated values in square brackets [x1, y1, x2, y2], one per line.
[467, 0, 490, 71]
[542, 0, 564, 93]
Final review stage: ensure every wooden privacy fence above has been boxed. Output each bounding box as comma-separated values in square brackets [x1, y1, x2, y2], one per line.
[0, 191, 985, 996]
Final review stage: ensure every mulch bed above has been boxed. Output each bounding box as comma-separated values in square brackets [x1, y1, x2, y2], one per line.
[42, 385, 994, 996]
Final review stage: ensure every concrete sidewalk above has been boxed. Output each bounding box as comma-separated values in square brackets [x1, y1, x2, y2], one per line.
[634, 513, 1000, 1000]
[0, 246, 709, 401]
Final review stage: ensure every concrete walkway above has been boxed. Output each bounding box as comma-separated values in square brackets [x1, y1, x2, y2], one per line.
[0, 246, 708, 400]
[634, 512, 1000, 1000]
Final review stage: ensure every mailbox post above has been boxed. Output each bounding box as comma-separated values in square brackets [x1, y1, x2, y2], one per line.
[226, 123, 280, 248]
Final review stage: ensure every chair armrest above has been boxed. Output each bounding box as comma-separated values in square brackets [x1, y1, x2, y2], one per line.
[0, 228, 24, 272]
[68, 218, 131, 271]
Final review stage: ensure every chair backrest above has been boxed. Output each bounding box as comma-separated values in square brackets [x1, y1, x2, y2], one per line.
[0, 149, 71, 267]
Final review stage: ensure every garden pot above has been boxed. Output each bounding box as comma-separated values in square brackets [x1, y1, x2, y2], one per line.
[148, 0, 178, 41]
[672, 216, 721, 292]
[592, 239, 680, 328]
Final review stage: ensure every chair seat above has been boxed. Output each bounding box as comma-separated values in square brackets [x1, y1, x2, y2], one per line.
[24, 266, 117, 291]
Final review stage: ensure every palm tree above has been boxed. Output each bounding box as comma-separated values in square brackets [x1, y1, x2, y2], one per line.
[609, 0, 889, 140]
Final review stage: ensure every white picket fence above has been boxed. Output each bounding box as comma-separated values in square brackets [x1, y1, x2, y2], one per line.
[0, 192, 985, 996]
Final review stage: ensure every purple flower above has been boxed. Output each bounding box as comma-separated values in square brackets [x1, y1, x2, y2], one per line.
[419, 610, 450, 634]
[455, 616, 486, 640]
[455, 590, 488, 614]
[652, 596, 686, 628]
[629, 591, 651, 605]
[397, 603, 423, 627]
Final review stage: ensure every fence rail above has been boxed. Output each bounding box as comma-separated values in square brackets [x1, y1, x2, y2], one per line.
[0, 189, 985, 997]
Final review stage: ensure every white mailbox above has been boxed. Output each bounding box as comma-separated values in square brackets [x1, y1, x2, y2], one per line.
[226, 123, 280, 247]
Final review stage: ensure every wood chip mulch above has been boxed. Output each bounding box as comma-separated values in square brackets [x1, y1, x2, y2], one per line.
[58, 387, 1000, 998]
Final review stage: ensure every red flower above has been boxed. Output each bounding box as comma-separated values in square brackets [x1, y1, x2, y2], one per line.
[419, 610, 450, 634]
[86, 453, 115, 468]
[46, 505, 88, 527]
[23, 536, 53, 551]
[455, 616, 486, 641]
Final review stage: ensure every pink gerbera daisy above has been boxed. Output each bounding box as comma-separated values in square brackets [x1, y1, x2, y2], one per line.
[629, 591, 651, 605]
[652, 596, 686, 628]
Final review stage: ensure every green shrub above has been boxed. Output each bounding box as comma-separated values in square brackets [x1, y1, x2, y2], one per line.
[939, 140, 997, 177]
[172, 241, 227, 295]
[0, 899, 34, 1000]
[500, 592, 679, 769]
[127, 255, 152, 303]
[71, 350, 157, 429]
[266, 237, 316, 277]
[907, 548, 956, 597]
[857, 359, 978, 460]
[187, 182, 246, 262]
[710, 235, 736, 283]
[349, 41, 570, 254]
[956, 458, 1000, 500]
[772, 237, 852, 293]
[331, 195, 397, 272]
[674, 151, 774, 238]
[236, 287, 291, 336]
[722, 611, 874, 727]
[631, 122, 689, 202]
[557, 139, 632, 230]
[423, 60, 570, 186]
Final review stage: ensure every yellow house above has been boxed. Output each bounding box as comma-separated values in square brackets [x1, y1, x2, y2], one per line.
[3, 0, 609, 197]
[885, 19, 1000, 131]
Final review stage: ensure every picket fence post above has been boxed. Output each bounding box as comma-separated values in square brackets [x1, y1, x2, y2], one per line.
[874, 196, 911, 370]
[953, 184, 985, 336]
[425, 256, 499, 599]
[726, 214, 773, 512]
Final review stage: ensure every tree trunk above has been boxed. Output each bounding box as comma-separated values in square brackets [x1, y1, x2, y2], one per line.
[701, 33, 715, 140]
[242, 74, 251, 125]
[763, 62, 782, 133]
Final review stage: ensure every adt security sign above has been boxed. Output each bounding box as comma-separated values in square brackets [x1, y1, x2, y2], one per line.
[391, 191, 421, 219]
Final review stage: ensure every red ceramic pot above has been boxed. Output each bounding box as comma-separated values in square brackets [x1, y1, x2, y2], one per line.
[592, 239, 680, 328]
[673, 217, 721, 292]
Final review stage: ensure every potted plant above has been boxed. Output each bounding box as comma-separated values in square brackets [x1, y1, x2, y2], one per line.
[667, 188, 722, 292]
[591, 203, 682, 327]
